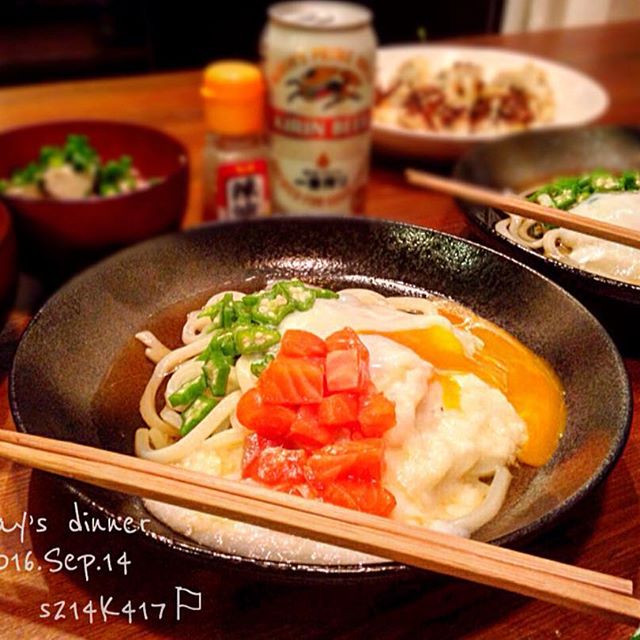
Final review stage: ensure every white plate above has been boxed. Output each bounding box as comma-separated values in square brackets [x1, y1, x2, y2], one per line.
[373, 44, 609, 160]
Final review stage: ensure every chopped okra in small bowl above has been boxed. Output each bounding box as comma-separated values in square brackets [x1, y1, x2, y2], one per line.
[0, 134, 156, 200]
[0, 119, 188, 283]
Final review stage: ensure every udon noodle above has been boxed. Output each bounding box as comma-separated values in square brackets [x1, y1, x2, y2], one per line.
[496, 171, 640, 285]
[134, 283, 565, 564]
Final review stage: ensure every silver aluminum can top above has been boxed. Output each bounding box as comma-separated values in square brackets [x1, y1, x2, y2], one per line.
[268, 1, 372, 31]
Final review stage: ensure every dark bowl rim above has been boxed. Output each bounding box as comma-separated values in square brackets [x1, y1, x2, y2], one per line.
[453, 125, 640, 300]
[9, 216, 633, 578]
[0, 118, 189, 207]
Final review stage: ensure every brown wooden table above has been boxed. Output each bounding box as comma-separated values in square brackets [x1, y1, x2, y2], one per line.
[1, 20, 640, 640]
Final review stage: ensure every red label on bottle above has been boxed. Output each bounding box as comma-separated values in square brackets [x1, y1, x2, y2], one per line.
[267, 107, 371, 140]
[215, 159, 270, 219]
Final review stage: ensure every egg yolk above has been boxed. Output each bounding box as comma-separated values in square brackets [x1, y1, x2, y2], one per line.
[375, 301, 566, 467]
[434, 372, 461, 410]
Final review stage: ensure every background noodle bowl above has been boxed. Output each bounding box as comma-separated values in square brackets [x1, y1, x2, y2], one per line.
[496, 180, 640, 286]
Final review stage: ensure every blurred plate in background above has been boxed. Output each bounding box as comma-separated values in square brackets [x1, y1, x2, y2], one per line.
[374, 45, 608, 160]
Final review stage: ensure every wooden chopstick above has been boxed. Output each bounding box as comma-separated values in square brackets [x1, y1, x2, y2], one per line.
[0, 429, 632, 598]
[0, 431, 638, 625]
[405, 169, 640, 251]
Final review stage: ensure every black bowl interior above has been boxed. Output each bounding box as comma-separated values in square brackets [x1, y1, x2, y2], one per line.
[454, 125, 640, 308]
[9, 217, 632, 579]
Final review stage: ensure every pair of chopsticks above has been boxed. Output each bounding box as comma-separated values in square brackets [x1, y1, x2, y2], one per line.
[405, 169, 640, 250]
[0, 429, 638, 625]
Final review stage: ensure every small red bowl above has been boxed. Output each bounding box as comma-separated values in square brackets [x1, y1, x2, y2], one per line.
[0, 201, 18, 326]
[0, 120, 189, 283]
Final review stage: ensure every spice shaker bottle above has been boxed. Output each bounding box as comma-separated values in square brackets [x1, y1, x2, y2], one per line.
[201, 61, 271, 220]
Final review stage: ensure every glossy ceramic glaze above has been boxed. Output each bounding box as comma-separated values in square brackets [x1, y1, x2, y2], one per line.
[9, 218, 631, 580]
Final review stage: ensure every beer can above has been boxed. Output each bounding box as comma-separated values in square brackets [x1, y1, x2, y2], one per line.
[262, 2, 377, 215]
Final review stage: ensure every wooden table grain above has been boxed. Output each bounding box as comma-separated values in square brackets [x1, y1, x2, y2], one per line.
[1, 20, 640, 640]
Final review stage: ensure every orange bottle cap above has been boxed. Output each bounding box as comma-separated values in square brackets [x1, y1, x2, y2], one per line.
[201, 61, 265, 135]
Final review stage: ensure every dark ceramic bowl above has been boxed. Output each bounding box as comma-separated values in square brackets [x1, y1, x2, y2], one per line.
[454, 125, 640, 349]
[0, 120, 189, 283]
[9, 218, 632, 580]
[0, 201, 18, 327]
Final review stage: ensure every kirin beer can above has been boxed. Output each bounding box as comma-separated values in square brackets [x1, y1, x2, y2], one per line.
[262, 2, 377, 214]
